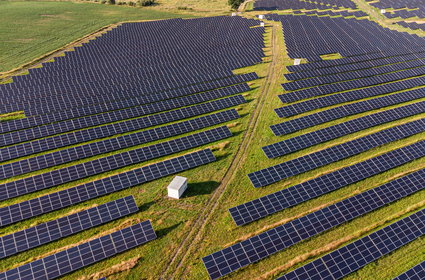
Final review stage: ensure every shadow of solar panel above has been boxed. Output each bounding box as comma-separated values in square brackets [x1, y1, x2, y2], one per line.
[286, 49, 425, 73]
[283, 58, 425, 91]
[0, 95, 245, 147]
[0, 149, 215, 227]
[252, 121, 425, 188]
[276, 76, 425, 117]
[0, 196, 138, 259]
[21, 73, 258, 117]
[0, 103, 241, 163]
[269, 101, 425, 156]
[232, 140, 425, 225]
[0, 126, 232, 200]
[0, 83, 250, 134]
[273, 89, 425, 134]
[204, 170, 424, 279]
[281, 65, 425, 103]
[277, 209, 425, 280]
[0, 220, 156, 280]
[0, 110, 239, 179]
[285, 51, 425, 81]
[393, 261, 425, 280]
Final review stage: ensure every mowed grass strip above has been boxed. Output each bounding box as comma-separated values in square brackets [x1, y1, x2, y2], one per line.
[0, 1, 190, 73]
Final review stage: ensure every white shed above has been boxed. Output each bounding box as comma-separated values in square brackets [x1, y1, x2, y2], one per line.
[258, 15, 265, 19]
[167, 176, 188, 199]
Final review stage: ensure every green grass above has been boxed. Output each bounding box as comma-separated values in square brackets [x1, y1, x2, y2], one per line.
[0, 1, 191, 73]
[1, 2, 425, 280]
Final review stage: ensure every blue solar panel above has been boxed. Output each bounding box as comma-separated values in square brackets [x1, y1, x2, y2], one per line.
[0, 149, 215, 227]
[277, 209, 425, 280]
[0, 196, 138, 259]
[232, 140, 425, 225]
[0, 126, 232, 200]
[203, 170, 424, 279]
[393, 261, 425, 280]
[0, 220, 156, 280]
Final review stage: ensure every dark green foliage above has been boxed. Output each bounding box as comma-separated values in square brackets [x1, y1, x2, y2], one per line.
[139, 0, 155, 6]
[228, 0, 243, 9]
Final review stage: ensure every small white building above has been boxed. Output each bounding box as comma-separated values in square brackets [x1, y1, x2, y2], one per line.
[381, 9, 386, 14]
[258, 15, 265, 19]
[167, 176, 188, 199]
[260, 22, 265, 27]
[294, 58, 302, 66]
[231, 12, 237, 16]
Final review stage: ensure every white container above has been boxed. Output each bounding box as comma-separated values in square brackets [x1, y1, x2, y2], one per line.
[294, 58, 302, 65]
[167, 176, 188, 199]
[260, 22, 265, 27]
[259, 15, 265, 19]
[231, 12, 237, 16]
[381, 9, 386, 14]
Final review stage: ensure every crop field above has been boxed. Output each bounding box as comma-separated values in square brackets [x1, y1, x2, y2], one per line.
[0, 0, 424, 280]
[0, 1, 190, 74]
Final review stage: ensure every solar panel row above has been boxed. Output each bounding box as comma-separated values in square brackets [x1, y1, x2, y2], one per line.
[0, 107, 240, 163]
[285, 50, 425, 81]
[276, 76, 425, 117]
[277, 208, 425, 280]
[287, 48, 425, 73]
[0, 95, 245, 146]
[393, 261, 425, 280]
[272, 89, 425, 134]
[281, 65, 425, 103]
[251, 120, 424, 188]
[0, 220, 156, 280]
[283, 58, 425, 91]
[0, 126, 231, 200]
[0, 110, 238, 179]
[0, 149, 215, 227]
[270, 101, 425, 154]
[0, 196, 138, 259]
[231, 140, 425, 225]
[203, 169, 424, 279]
[267, 14, 425, 62]
[21, 73, 257, 117]
[0, 83, 249, 134]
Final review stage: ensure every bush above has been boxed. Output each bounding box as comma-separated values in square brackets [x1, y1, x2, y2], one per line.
[108, 0, 115, 4]
[228, 0, 243, 9]
[139, 0, 155, 6]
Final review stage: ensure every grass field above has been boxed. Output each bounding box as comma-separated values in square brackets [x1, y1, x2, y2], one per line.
[0, 1, 191, 73]
[0, 0, 424, 279]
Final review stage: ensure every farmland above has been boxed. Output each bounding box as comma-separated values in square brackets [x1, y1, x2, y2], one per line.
[0, 0, 424, 280]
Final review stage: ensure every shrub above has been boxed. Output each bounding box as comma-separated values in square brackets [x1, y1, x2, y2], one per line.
[108, 0, 115, 4]
[228, 0, 243, 9]
[139, 0, 155, 6]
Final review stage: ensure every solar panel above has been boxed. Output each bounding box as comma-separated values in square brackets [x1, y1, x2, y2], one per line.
[0, 95, 245, 147]
[393, 261, 425, 280]
[276, 77, 425, 117]
[0, 126, 232, 200]
[277, 209, 425, 280]
[232, 140, 425, 225]
[203, 170, 424, 279]
[251, 122, 425, 188]
[0, 83, 250, 134]
[272, 89, 425, 134]
[0, 108, 239, 163]
[0, 149, 215, 227]
[0, 220, 156, 280]
[0, 196, 138, 259]
[268, 101, 425, 156]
